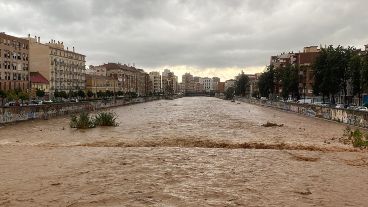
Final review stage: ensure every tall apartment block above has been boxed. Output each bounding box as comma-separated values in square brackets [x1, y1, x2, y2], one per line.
[149, 71, 161, 93]
[0, 32, 30, 92]
[28, 35, 86, 96]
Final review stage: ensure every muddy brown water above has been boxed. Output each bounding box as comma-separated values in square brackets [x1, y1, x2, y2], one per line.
[1, 97, 368, 206]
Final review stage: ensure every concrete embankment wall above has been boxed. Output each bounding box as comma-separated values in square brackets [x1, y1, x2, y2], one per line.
[237, 98, 368, 128]
[0, 96, 164, 124]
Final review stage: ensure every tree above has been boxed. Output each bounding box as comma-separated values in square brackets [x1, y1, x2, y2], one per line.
[87, 90, 94, 98]
[36, 89, 45, 99]
[68, 90, 75, 98]
[77, 90, 86, 99]
[6, 90, 18, 102]
[0, 90, 6, 106]
[313, 46, 341, 103]
[235, 73, 250, 97]
[60, 91, 68, 99]
[54, 90, 60, 98]
[280, 64, 300, 100]
[350, 54, 362, 104]
[97, 91, 105, 98]
[225, 87, 235, 100]
[18, 91, 29, 105]
[258, 65, 275, 98]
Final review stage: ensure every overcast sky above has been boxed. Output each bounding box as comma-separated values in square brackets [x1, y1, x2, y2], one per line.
[1, 0, 367, 81]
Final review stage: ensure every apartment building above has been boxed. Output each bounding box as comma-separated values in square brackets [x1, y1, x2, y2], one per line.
[0, 32, 30, 92]
[149, 71, 161, 93]
[182, 73, 194, 94]
[91, 63, 151, 96]
[162, 69, 176, 95]
[270, 46, 319, 97]
[85, 74, 118, 94]
[201, 77, 212, 92]
[28, 35, 86, 96]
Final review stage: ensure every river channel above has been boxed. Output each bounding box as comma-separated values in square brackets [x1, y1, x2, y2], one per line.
[0, 97, 368, 206]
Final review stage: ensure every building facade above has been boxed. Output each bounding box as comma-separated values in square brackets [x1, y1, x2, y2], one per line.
[162, 69, 176, 95]
[91, 63, 151, 96]
[28, 36, 86, 97]
[225, 79, 236, 91]
[85, 74, 118, 94]
[182, 73, 194, 94]
[270, 46, 319, 98]
[149, 71, 161, 93]
[0, 32, 30, 92]
[30, 72, 49, 97]
[201, 77, 213, 92]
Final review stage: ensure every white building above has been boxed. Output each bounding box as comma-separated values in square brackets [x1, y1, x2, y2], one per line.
[200, 77, 213, 92]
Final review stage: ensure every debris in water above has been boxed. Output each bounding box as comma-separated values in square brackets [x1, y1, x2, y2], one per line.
[295, 189, 312, 195]
[262, 122, 284, 127]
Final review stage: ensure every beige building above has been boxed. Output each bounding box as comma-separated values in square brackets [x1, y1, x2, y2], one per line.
[91, 63, 151, 96]
[162, 69, 176, 95]
[87, 65, 107, 76]
[0, 32, 30, 92]
[149, 71, 161, 93]
[85, 74, 118, 93]
[30, 72, 49, 95]
[182, 73, 194, 94]
[28, 35, 86, 96]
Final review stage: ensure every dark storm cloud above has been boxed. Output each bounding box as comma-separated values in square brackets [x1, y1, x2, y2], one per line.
[1, 0, 367, 70]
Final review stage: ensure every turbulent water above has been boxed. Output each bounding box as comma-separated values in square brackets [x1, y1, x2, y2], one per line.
[0, 97, 368, 206]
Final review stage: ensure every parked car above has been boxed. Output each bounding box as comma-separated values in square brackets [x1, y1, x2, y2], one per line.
[335, 104, 345, 109]
[4, 102, 16, 107]
[29, 100, 43, 106]
[297, 99, 313, 104]
[69, 99, 79, 103]
[357, 106, 368, 111]
[43, 100, 53, 104]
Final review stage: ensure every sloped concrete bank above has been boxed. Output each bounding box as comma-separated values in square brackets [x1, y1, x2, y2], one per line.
[236, 98, 368, 128]
[0, 96, 179, 124]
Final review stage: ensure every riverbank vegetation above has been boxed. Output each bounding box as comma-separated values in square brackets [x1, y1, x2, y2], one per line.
[342, 127, 368, 148]
[70, 111, 119, 129]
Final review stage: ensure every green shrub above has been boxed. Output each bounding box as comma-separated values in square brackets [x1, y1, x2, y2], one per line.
[343, 127, 368, 148]
[70, 112, 95, 129]
[94, 112, 119, 127]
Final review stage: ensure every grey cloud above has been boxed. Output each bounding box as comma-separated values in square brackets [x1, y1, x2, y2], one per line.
[0, 0, 368, 70]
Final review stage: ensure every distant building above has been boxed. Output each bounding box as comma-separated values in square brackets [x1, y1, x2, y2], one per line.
[225, 79, 236, 91]
[270, 46, 320, 98]
[28, 35, 86, 97]
[85, 74, 118, 94]
[90, 63, 151, 96]
[212, 77, 220, 92]
[201, 77, 213, 92]
[182, 73, 194, 94]
[149, 71, 161, 93]
[162, 69, 176, 95]
[217, 82, 225, 93]
[87, 65, 107, 76]
[30, 72, 49, 97]
[247, 73, 261, 97]
[0, 32, 30, 92]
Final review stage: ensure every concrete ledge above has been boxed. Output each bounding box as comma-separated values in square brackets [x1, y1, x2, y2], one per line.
[236, 98, 368, 129]
[0, 96, 180, 124]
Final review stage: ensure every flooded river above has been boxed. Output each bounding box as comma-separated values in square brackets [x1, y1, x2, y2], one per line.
[1, 97, 368, 206]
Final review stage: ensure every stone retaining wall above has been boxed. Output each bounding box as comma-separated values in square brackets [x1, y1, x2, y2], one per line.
[237, 98, 368, 128]
[0, 96, 163, 124]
